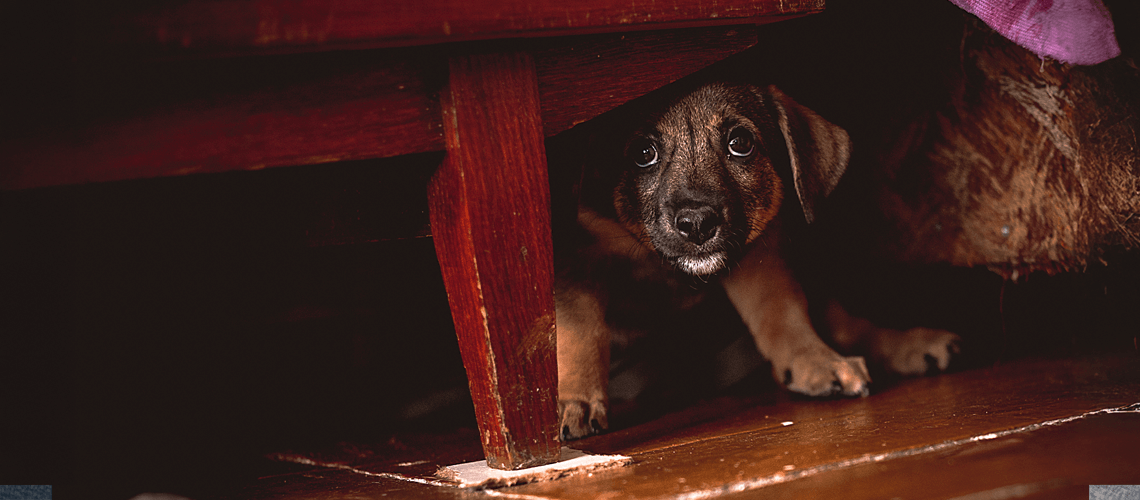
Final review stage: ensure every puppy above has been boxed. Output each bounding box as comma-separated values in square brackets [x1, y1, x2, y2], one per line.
[555, 82, 958, 439]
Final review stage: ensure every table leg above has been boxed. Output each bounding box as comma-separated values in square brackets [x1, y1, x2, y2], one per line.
[427, 50, 561, 471]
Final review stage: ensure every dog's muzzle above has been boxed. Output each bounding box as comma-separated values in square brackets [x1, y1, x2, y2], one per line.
[674, 206, 722, 245]
[661, 205, 732, 276]
[675, 251, 729, 276]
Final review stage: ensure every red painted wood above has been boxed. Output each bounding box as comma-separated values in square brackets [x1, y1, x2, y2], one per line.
[0, 55, 444, 191]
[0, 26, 756, 192]
[427, 50, 560, 470]
[537, 25, 758, 136]
[92, 0, 819, 56]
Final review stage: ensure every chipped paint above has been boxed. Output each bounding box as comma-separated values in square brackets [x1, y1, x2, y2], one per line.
[473, 249, 510, 457]
[439, 448, 631, 489]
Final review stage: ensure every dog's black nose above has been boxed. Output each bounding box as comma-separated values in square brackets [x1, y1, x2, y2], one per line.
[674, 207, 722, 245]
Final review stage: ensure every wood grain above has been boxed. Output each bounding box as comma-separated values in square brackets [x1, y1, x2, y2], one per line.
[427, 50, 560, 470]
[90, 0, 818, 56]
[247, 356, 1140, 499]
[537, 26, 758, 136]
[502, 356, 1140, 498]
[0, 54, 445, 191]
[1, 26, 757, 192]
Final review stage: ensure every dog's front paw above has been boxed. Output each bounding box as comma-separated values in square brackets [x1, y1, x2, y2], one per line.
[882, 327, 961, 376]
[558, 397, 608, 441]
[780, 349, 871, 397]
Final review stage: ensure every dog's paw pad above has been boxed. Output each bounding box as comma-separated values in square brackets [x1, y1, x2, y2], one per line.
[558, 398, 608, 441]
[782, 351, 871, 398]
[888, 328, 960, 376]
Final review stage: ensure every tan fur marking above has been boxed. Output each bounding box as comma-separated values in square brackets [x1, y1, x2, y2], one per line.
[578, 207, 653, 260]
[721, 227, 871, 397]
[746, 170, 784, 245]
[556, 286, 610, 438]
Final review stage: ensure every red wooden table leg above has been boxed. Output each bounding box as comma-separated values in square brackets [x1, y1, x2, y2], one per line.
[427, 50, 561, 471]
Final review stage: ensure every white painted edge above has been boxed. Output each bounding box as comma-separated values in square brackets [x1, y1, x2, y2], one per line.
[437, 447, 632, 489]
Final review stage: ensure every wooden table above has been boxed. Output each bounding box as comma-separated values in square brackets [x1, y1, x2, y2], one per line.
[0, 0, 822, 471]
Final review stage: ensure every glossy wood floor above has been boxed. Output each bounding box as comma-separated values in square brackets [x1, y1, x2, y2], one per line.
[230, 354, 1140, 499]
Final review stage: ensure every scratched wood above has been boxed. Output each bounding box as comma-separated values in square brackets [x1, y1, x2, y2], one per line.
[0, 25, 757, 221]
[244, 356, 1140, 498]
[83, 0, 818, 56]
[0, 2, 806, 191]
[427, 50, 560, 470]
[500, 356, 1140, 498]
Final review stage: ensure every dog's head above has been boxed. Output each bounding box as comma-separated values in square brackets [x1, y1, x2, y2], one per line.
[611, 83, 851, 276]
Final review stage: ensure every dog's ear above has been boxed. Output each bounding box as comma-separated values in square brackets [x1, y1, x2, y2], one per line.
[767, 85, 851, 224]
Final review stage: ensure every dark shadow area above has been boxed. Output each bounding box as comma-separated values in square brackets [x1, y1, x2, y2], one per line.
[1, 155, 472, 500]
[2, 1, 1138, 499]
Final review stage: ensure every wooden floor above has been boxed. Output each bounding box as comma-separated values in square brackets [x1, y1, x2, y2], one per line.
[5, 172, 1138, 498]
[230, 354, 1140, 499]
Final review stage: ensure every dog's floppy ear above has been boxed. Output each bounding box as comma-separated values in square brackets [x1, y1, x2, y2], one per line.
[767, 85, 851, 224]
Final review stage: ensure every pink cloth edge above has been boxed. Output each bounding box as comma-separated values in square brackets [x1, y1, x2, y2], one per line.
[948, 0, 1121, 65]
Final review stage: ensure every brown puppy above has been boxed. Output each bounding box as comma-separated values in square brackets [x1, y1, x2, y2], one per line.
[556, 83, 958, 439]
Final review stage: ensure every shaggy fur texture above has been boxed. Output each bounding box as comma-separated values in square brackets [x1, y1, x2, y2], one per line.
[869, 18, 1140, 277]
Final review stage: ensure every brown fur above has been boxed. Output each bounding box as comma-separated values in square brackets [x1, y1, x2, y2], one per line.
[555, 83, 958, 440]
[870, 19, 1140, 277]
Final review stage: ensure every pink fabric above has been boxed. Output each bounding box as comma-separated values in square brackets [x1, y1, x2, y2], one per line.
[949, 0, 1121, 64]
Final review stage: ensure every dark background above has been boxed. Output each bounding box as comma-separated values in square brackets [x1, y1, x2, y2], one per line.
[2, 1, 1138, 499]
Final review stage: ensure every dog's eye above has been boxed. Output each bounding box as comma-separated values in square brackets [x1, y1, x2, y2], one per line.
[727, 128, 755, 158]
[629, 139, 659, 168]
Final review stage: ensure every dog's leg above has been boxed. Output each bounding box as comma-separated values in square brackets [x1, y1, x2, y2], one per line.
[826, 301, 959, 376]
[721, 240, 871, 397]
[555, 285, 610, 440]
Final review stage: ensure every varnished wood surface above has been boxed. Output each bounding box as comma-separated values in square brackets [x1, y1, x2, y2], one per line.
[242, 355, 1140, 499]
[537, 26, 757, 136]
[0, 53, 446, 191]
[0, 0, 788, 190]
[0, 25, 755, 192]
[741, 412, 1140, 499]
[82, 0, 817, 56]
[427, 50, 560, 470]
